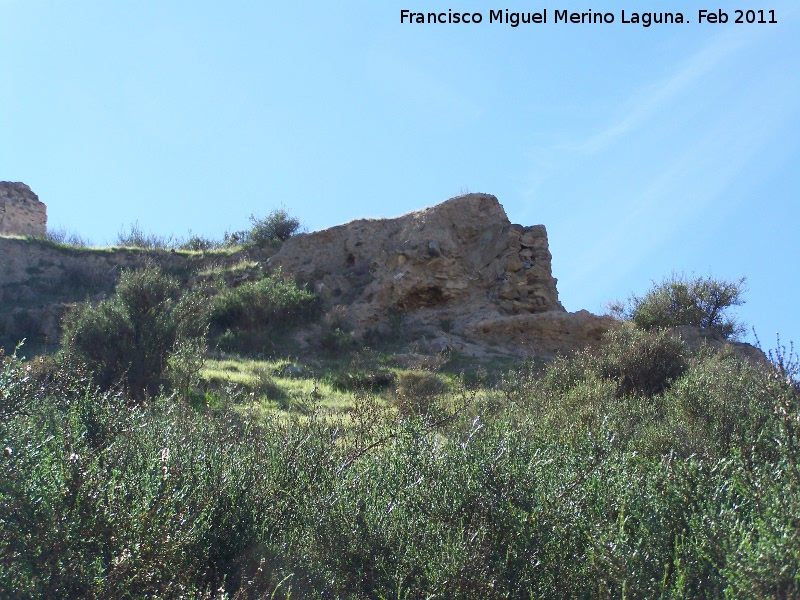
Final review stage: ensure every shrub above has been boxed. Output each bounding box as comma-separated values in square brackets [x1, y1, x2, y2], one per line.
[393, 371, 446, 416]
[61, 266, 208, 397]
[44, 226, 91, 247]
[320, 306, 355, 354]
[0, 354, 341, 598]
[179, 234, 219, 252]
[248, 209, 302, 244]
[329, 350, 396, 392]
[320, 327, 354, 353]
[165, 335, 208, 402]
[56, 262, 118, 295]
[115, 221, 175, 249]
[0, 309, 44, 353]
[503, 325, 690, 451]
[224, 208, 303, 248]
[514, 325, 688, 403]
[661, 349, 774, 458]
[617, 273, 746, 340]
[209, 271, 319, 351]
[593, 324, 688, 398]
[4, 339, 800, 597]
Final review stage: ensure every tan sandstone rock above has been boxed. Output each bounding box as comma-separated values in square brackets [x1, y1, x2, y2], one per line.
[0, 182, 47, 237]
[269, 193, 613, 356]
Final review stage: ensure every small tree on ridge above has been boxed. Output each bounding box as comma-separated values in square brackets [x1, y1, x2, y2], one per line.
[612, 273, 747, 341]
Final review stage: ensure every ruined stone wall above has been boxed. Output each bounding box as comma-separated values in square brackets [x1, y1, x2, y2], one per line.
[0, 236, 263, 351]
[268, 193, 565, 332]
[0, 182, 47, 237]
[265, 193, 623, 356]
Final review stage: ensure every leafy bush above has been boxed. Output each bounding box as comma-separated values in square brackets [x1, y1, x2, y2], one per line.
[61, 266, 208, 397]
[328, 350, 396, 392]
[593, 324, 688, 398]
[224, 208, 302, 248]
[510, 325, 687, 403]
[0, 309, 44, 353]
[320, 306, 355, 354]
[0, 352, 339, 598]
[165, 335, 208, 402]
[248, 209, 302, 244]
[209, 271, 319, 351]
[320, 327, 354, 353]
[56, 261, 118, 295]
[113, 209, 302, 251]
[393, 370, 446, 416]
[613, 273, 746, 340]
[503, 327, 779, 456]
[179, 234, 219, 252]
[660, 348, 775, 458]
[6, 263, 800, 597]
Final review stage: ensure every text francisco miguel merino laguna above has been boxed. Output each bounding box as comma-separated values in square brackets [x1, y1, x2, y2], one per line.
[400, 8, 778, 27]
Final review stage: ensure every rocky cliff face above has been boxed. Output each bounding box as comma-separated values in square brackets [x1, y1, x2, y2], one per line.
[270, 193, 614, 355]
[0, 182, 47, 237]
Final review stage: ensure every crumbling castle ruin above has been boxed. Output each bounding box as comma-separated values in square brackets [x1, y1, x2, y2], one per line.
[0, 182, 47, 237]
[269, 193, 614, 355]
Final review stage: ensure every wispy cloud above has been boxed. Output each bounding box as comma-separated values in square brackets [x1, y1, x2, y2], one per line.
[571, 34, 746, 155]
[565, 84, 796, 292]
[526, 5, 797, 175]
[525, 11, 799, 307]
[570, 0, 799, 157]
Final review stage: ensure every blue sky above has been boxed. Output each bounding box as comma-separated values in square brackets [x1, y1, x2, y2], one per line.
[2, 1, 798, 347]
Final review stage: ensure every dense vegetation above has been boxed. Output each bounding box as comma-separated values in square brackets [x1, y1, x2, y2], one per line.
[59, 265, 321, 397]
[209, 270, 320, 353]
[2, 259, 799, 598]
[61, 267, 207, 396]
[3, 339, 799, 596]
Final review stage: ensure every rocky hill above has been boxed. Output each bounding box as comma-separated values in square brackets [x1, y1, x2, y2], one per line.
[1, 191, 616, 357]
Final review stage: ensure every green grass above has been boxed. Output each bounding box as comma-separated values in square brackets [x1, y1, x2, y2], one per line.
[197, 350, 512, 431]
[200, 355, 459, 425]
[194, 258, 262, 279]
[4, 231, 245, 257]
[201, 357, 355, 416]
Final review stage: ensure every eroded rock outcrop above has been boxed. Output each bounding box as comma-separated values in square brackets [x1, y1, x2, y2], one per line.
[0, 182, 47, 237]
[270, 193, 613, 356]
